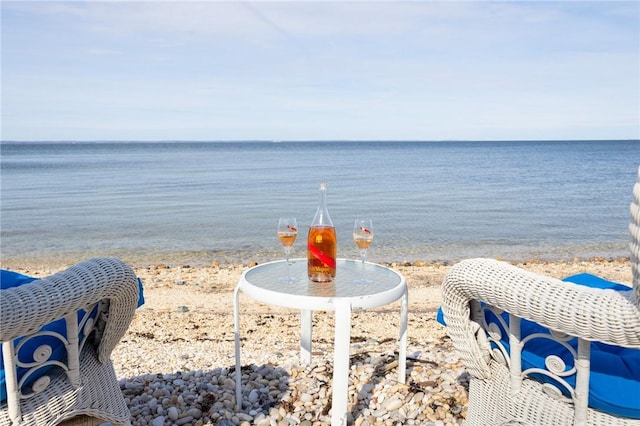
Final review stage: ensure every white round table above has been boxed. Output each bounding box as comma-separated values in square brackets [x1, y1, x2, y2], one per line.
[233, 258, 408, 426]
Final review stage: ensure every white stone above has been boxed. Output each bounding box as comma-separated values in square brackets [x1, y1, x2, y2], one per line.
[167, 406, 179, 421]
[248, 388, 260, 403]
[150, 416, 165, 426]
[385, 398, 403, 411]
[237, 412, 253, 421]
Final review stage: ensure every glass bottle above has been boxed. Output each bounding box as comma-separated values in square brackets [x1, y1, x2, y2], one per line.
[307, 183, 337, 282]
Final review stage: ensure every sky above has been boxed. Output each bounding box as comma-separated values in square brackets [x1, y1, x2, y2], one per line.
[1, 1, 639, 142]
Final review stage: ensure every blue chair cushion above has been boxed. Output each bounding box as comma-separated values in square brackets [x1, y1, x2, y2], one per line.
[0, 269, 144, 402]
[437, 273, 640, 419]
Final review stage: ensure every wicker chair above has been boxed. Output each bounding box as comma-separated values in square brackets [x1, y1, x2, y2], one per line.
[441, 168, 640, 426]
[0, 258, 139, 426]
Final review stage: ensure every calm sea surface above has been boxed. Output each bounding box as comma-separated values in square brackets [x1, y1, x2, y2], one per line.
[1, 140, 638, 266]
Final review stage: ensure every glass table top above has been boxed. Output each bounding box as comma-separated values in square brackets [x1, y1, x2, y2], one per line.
[242, 258, 404, 299]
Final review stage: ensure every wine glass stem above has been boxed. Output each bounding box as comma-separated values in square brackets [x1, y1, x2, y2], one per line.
[360, 250, 366, 277]
[285, 248, 291, 277]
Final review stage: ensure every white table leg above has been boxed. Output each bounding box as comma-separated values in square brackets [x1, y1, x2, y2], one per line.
[233, 286, 242, 410]
[300, 309, 312, 364]
[331, 299, 352, 426]
[398, 286, 408, 383]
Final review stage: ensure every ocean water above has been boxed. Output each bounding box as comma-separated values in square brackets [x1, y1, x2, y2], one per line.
[1, 140, 638, 266]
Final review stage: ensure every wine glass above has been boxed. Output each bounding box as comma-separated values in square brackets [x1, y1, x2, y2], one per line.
[277, 217, 298, 282]
[353, 218, 373, 284]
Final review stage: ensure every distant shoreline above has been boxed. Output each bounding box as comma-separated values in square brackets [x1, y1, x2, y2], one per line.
[1, 253, 631, 276]
[2, 139, 638, 144]
[2, 239, 632, 271]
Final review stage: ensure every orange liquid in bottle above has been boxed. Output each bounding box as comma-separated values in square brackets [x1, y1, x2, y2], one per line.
[307, 225, 337, 282]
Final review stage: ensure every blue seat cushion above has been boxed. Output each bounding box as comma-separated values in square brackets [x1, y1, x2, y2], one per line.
[0, 269, 145, 402]
[437, 272, 640, 419]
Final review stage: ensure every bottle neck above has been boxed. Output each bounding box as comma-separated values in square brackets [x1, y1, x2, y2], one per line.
[313, 185, 333, 226]
[317, 187, 327, 209]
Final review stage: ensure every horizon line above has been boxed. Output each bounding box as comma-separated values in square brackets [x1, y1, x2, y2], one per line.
[2, 138, 639, 144]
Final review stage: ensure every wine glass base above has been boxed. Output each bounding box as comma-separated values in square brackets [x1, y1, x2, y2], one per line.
[352, 277, 372, 285]
[278, 276, 298, 283]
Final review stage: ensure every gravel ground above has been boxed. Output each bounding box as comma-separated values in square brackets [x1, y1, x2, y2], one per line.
[8, 257, 631, 425]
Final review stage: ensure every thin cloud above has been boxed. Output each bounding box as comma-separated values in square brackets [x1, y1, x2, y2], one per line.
[1, 1, 638, 141]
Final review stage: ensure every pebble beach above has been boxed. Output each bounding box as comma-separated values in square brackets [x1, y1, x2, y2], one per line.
[5, 257, 632, 426]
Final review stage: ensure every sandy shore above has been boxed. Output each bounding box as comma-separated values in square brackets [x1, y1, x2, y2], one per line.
[4, 257, 632, 425]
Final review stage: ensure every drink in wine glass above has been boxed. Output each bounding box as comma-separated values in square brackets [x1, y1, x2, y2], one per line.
[353, 218, 373, 284]
[277, 217, 298, 282]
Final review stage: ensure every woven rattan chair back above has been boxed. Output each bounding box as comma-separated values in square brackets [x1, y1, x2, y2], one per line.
[0, 258, 139, 426]
[440, 166, 640, 426]
[631, 166, 640, 305]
